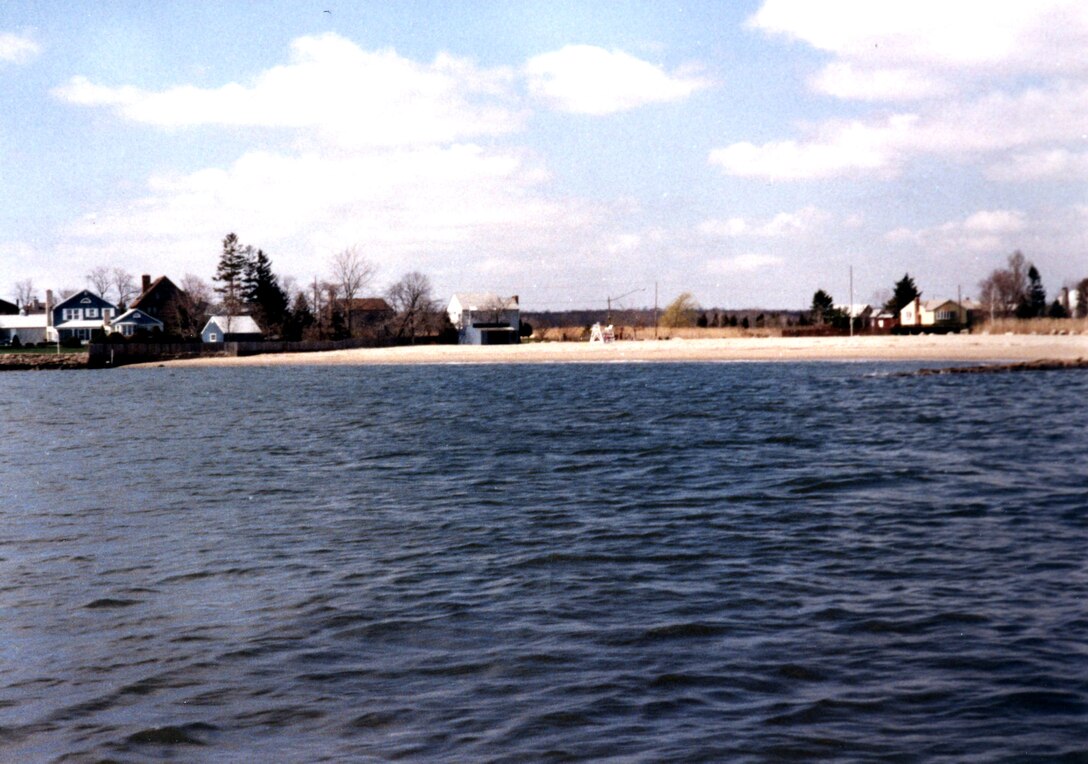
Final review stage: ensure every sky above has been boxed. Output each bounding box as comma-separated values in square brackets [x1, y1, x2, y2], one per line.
[2, 1, 1087, 312]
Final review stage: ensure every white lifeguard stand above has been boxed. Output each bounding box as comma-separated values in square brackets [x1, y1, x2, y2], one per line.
[589, 323, 615, 343]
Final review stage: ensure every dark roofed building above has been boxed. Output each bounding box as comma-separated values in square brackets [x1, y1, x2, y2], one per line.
[130, 275, 187, 336]
[346, 297, 394, 335]
[0, 298, 18, 315]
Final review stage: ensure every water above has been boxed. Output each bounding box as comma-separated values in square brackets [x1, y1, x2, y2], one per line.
[1, 362, 1086, 762]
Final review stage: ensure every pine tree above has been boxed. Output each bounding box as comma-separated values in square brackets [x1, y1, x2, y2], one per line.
[1025, 265, 1047, 318]
[244, 249, 289, 335]
[214, 233, 248, 316]
[811, 289, 835, 324]
[885, 273, 920, 315]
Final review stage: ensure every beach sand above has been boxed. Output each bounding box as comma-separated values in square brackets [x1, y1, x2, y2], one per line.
[134, 333, 1088, 368]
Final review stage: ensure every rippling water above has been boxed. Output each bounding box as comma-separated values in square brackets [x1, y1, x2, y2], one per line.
[1, 362, 1086, 761]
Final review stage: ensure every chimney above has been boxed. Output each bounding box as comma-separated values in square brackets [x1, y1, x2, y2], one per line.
[142, 274, 151, 293]
[46, 290, 54, 327]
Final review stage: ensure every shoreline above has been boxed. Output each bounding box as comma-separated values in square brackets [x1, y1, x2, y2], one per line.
[127, 334, 1088, 369]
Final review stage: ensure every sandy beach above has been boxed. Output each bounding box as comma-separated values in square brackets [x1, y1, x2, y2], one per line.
[135, 333, 1088, 368]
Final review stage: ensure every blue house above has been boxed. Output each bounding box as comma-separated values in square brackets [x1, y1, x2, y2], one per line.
[52, 290, 117, 343]
[109, 308, 164, 337]
[201, 315, 263, 343]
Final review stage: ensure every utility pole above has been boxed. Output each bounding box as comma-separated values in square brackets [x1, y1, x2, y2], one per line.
[849, 265, 854, 338]
[654, 282, 659, 340]
[606, 287, 644, 325]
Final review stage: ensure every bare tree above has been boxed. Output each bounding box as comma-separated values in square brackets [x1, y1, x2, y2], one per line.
[386, 271, 438, 343]
[177, 273, 213, 338]
[111, 268, 139, 309]
[330, 246, 376, 336]
[13, 279, 35, 309]
[979, 250, 1030, 319]
[86, 266, 113, 300]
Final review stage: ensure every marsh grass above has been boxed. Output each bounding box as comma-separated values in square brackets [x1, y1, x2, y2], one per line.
[976, 317, 1088, 335]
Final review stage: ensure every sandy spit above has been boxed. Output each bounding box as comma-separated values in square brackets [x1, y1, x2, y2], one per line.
[129, 334, 1088, 369]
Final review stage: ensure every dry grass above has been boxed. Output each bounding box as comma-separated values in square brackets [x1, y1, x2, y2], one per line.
[974, 317, 1088, 335]
[533, 325, 784, 342]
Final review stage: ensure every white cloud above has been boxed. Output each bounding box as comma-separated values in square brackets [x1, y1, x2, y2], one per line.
[986, 148, 1088, 182]
[706, 253, 784, 274]
[710, 117, 910, 179]
[0, 32, 39, 64]
[710, 79, 1088, 180]
[885, 209, 1027, 254]
[54, 34, 521, 148]
[716, 2, 1088, 180]
[750, 1, 1088, 95]
[58, 141, 604, 291]
[700, 206, 829, 237]
[963, 210, 1026, 234]
[524, 45, 708, 115]
[812, 62, 949, 101]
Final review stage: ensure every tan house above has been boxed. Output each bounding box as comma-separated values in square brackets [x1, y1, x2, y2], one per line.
[899, 298, 968, 329]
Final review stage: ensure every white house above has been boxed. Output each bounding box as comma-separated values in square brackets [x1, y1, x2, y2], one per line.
[447, 293, 520, 345]
[0, 314, 49, 345]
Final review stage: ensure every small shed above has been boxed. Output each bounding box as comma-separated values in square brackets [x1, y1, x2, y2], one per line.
[201, 315, 263, 343]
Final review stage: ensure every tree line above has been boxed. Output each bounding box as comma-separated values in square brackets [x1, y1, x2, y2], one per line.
[209, 233, 449, 343]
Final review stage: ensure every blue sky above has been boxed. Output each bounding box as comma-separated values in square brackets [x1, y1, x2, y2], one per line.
[2, 1, 1086, 311]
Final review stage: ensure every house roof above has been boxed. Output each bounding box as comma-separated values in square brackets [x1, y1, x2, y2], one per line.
[449, 293, 519, 311]
[130, 276, 183, 309]
[921, 299, 961, 310]
[203, 315, 262, 335]
[0, 314, 48, 329]
[112, 308, 164, 327]
[53, 289, 116, 311]
[346, 297, 393, 312]
[836, 303, 872, 318]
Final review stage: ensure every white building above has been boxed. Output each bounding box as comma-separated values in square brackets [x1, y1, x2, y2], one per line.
[447, 293, 520, 345]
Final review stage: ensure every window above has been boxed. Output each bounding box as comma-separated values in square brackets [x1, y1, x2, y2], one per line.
[936, 310, 957, 322]
[102, 309, 113, 319]
[85, 308, 99, 319]
[122, 325, 134, 336]
[80, 297, 92, 304]
[63, 308, 81, 321]
[208, 332, 218, 342]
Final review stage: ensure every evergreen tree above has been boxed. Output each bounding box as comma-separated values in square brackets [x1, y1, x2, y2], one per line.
[284, 291, 315, 341]
[811, 289, 835, 324]
[214, 233, 248, 316]
[243, 249, 289, 335]
[885, 273, 920, 314]
[1022, 265, 1047, 318]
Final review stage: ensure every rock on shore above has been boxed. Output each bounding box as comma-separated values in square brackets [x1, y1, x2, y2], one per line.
[0, 353, 88, 371]
[915, 358, 1088, 375]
